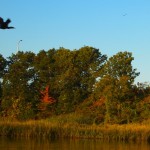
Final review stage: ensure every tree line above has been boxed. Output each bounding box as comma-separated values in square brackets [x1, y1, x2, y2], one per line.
[0, 46, 149, 123]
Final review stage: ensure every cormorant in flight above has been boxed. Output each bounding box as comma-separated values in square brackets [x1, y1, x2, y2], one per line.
[0, 17, 15, 29]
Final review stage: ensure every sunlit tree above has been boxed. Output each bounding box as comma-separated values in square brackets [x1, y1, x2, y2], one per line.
[95, 51, 140, 124]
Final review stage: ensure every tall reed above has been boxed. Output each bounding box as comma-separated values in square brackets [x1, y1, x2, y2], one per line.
[0, 117, 150, 142]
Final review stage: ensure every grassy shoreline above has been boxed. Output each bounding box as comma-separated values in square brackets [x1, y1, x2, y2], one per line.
[0, 118, 150, 142]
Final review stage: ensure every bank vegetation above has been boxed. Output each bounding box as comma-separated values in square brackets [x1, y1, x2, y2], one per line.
[0, 46, 150, 141]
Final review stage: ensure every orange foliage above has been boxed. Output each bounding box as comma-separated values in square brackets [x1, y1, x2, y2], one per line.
[140, 95, 150, 104]
[90, 97, 105, 109]
[41, 85, 56, 104]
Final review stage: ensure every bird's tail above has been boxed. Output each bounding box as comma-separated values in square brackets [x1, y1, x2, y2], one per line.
[7, 27, 15, 29]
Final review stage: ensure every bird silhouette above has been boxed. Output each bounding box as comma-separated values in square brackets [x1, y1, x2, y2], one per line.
[0, 17, 15, 29]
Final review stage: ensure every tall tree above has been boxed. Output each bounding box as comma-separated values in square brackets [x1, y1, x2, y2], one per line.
[0, 54, 7, 105]
[95, 51, 140, 124]
[0, 54, 7, 78]
[53, 46, 107, 113]
[1, 51, 36, 119]
[33, 49, 56, 87]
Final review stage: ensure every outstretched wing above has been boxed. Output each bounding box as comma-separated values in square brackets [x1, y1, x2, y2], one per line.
[5, 19, 11, 25]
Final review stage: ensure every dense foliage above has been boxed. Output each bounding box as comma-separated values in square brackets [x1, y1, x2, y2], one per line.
[0, 46, 149, 123]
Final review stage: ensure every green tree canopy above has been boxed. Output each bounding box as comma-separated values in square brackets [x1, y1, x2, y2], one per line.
[1, 51, 36, 119]
[94, 51, 140, 124]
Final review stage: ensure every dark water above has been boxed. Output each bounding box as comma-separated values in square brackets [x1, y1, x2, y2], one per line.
[0, 137, 150, 150]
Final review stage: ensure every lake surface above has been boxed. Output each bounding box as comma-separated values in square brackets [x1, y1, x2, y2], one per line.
[0, 137, 150, 150]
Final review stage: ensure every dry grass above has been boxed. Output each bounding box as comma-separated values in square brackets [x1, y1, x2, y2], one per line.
[0, 116, 150, 142]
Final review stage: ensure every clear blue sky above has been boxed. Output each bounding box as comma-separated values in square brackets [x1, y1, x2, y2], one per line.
[0, 0, 150, 83]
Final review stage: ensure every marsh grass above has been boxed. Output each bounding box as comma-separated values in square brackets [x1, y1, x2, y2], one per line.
[0, 115, 150, 142]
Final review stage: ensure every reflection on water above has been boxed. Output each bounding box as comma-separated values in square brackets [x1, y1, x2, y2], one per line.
[0, 137, 150, 150]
